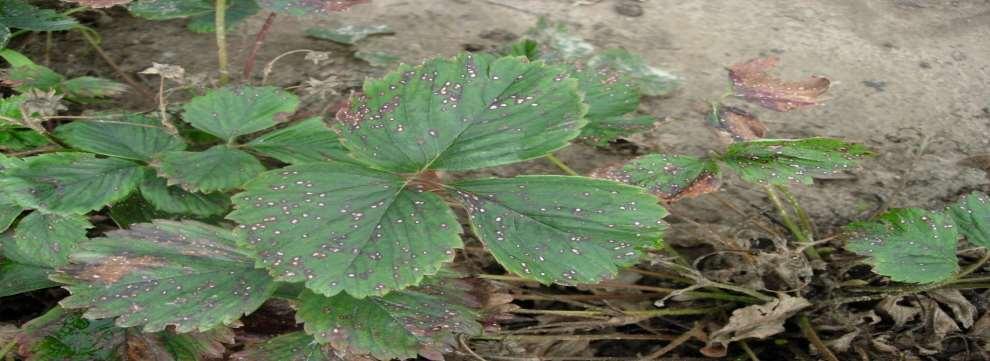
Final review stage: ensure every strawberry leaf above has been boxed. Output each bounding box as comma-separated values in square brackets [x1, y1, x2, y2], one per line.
[588, 48, 679, 97]
[452, 176, 667, 284]
[55, 114, 186, 161]
[232, 332, 350, 361]
[0, 0, 78, 31]
[0, 129, 48, 151]
[128, 0, 257, 33]
[156, 146, 265, 193]
[0, 260, 58, 297]
[139, 174, 231, 217]
[0, 194, 21, 233]
[2, 212, 91, 268]
[228, 161, 462, 297]
[728, 56, 830, 112]
[592, 154, 720, 203]
[720, 138, 870, 185]
[846, 208, 959, 284]
[185, 0, 259, 33]
[59, 76, 127, 101]
[256, 0, 368, 16]
[67, 0, 132, 9]
[0, 153, 144, 214]
[55, 220, 278, 332]
[306, 24, 392, 45]
[182, 86, 299, 142]
[580, 114, 655, 147]
[569, 61, 647, 145]
[247, 117, 350, 164]
[947, 192, 990, 248]
[108, 194, 173, 229]
[336, 52, 585, 172]
[706, 104, 767, 143]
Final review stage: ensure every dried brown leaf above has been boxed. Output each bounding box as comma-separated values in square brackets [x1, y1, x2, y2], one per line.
[704, 294, 812, 354]
[825, 329, 860, 353]
[706, 104, 767, 143]
[929, 289, 977, 329]
[728, 56, 830, 112]
[877, 296, 920, 328]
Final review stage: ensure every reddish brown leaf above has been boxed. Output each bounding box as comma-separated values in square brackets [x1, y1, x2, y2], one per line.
[706, 104, 767, 143]
[728, 56, 830, 112]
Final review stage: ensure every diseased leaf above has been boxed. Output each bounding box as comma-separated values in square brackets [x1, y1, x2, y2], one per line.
[0, 153, 144, 214]
[452, 176, 667, 285]
[0, 260, 57, 297]
[55, 114, 186, 161]
[0, 129, 49, 151]
[524, 17, 594, 61]
[569, 61, 644, 145]
[947, 192, 990, 248]
[228, 161, 463, 297]
[336, 52, 585, 172]
[55, 220, 278, 332]
[580, 114, 654, 147]
[3, 65, 64, 93]
[306, 25, 393, 45]
[182, 86, 299, 142]
[156, 146, 265, 193]
[353, 50, 398, 67]
[2, 212, 92, 268]
[139, 174, 230, 217]
[247, 117, 350, 164]
[702, 294, 811, 357]
[592, 154, 720, 203]
[728, 56, 830, 112]
[721, 138, 870, 185]
[256, 0, 368, 16]
[846, 208, 959, 284]
[706, 104, 767, 143]
[588, 48, 679, 97]
[129, 0, 211, 19]
[231, 332, 350, 361]
[59, 76, 127, 100]
[68, 0, 132, 8]
[0, 0, 79, 31]
[127, 326, 234, 361]
[185, 0, 259, 33]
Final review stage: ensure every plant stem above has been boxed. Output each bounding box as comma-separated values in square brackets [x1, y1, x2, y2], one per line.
[156, 77, 178, 135]
[78, 28, 157, 102]
[797, 315, 839, 361]
[765, 185, 822, 261]
[260, 49, 315, 85]
[739, 340, 761, 361]
[215, 0, 229, 84]
[0, 340, 16, 359]
[243, 12, 277, 80]
[546, 153, 578, 176]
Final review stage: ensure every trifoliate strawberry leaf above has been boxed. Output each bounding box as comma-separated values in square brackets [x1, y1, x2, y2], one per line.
[156, 146, 265, 193]
[947, 192, 990, 248]
[720, 138, 870, 185]
[231, 332, 349, 361]
[452, 176, 667, 284]
[55, 114, 186, 161]
[728, 56, 830, 112]
[336, 52, 585, 172]
[0, 260, 58, 297]
[182, 86, 299, 142]
[296, 283, 482, 360]
[0, 153, 144, 214]
[55, 220, 278, 332]
[256, 0, 368, 16]
[592, 154, 720, 203]
[247, 117, 350, 164]
[306, 24, 393, 45]
[139, 174, 231, 217]
[0, 0, 79, 31]
[185, 0, 259, 33]
[846, 208, 959, 284]
[2, 212, 91, 268]
[59, 76, 127, 101]
[228, 161, 462, 297]
[588, 48, 679, 97]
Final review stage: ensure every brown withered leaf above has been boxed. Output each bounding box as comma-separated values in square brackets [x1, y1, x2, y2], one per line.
[728, 56, 830, 112]
[877, 296, 921, 328]
[706, 104, 768, 143]
[929, 289, 977, 329]
[68, 0, 132, 8]
[701, 294, 812, 357]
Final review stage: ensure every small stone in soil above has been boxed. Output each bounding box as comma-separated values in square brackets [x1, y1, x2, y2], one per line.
[614, 1, 644, 17]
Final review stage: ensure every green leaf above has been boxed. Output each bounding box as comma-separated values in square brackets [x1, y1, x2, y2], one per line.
[231, 332, 341, 361]
[337, 52, 585, 172]
[524, 17, 594, 61]
[568, 61, 648, 145]
[0, 260, 57, 297]
[107, 193, 173, 228]
[504, 39, 541, 61]
[2, 212, 92, 267]
[580, 114, 655, 147]
[306, 24, 393, 45]
[5, 64, 65, 92]
[55, 220, 278, 332]
[0, 94, 26, 123]
[0, 153, 144, 214]
[256, 0, 368, 16]
[452, 176, 667, 284]
[129, 0, 209, 19]
[156, 146, 265, 193]
[182, 86, 299, 142]
[128, 326, 234, 361]
[721, 138, 871, 185]
[947, 192, 990, 248]
[593, 154, 720, 202]
[55, 114, 186, 161]
[247, 117, 350, 164]
[296, 281, 481, 360]
[0, 198, 21, 233]
[353, 50, 399, 67]
[0, 129, 49, 151]
[0, 0, 79, 31]
[588, 48, 679, 97]
[186, 0, 259, 33]
[228, 161, 463, 297]
[846, 208, 959, 284]
[139, 174, 230, 217]
[59, 76, 127, 100]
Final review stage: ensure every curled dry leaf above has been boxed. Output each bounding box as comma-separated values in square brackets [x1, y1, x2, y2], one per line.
[728, 56, 830, 112]
[929, 289, 977, 329]
[706, 104, 767, 143]
[877, 296, 920, 328]
[140, 63, 185, 82]
[701, 294, 812, 357]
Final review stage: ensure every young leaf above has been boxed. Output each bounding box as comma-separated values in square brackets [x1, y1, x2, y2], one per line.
[256, 0, 368, 16]
[846, 208, 959, 284]
[59, 76, 127, 100]
[229, 161, 463, 297]
[592, 154, 720, 203]
[232, 332, 351, 361]
[728, 56, 830, 112]
[336, 52, 585, 172]
[588, 48, 679, 97]
[296, 285, 482, 360]
[452, 176, 667, 284]
[139, 174, 231, 217]
[55, 114, 186, 161]
[247, 117, 350, 164]
[706, 104, 767, 143]
[947, 192, 990, 248]
[185, 0, 260, 33]
[155, 146, 265, 193]
[2, 212, 92, 268]
[181, 86, 299, 142]
[0, 153, 144, 214]
[55, 220, 278, 332]
[720, 138, 870, 185]
[306, 24, 393, 45]
[0, 0, 79, 31]
[0, 260, 58, 297]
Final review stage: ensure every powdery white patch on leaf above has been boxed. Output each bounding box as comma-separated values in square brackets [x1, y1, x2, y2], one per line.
[247, 117, 351, 164]
[701, 294, 811, 357]
[55, 220, 278, 333]
[0, 260, 58, 297]
[0, 153, 144, 214]
[524, 17, 594, 61]
[155, 146, 265, 193]
[2, 212, 92, 268]
[306, 24, 393, 45]
[336, 52, 585, 173]
[182, 86, 299, 142]
[728, 56, 830, 112]
[947, 191, 990, 248]
[55, 114, 186, 161]
[0, 0, 78, 31]
[706, 104, 767, 143]
[227, 161, 463, 298]
[257, 0, 368, 16]
[592, 154, 720, 203]
[139, 173, 231, 217]
[232, 332, 355, 361]
[846, 208, 959, 284]
[452, 176, 667, 285]
[721, 137, 870, 185]
[588, 48, 679, 97]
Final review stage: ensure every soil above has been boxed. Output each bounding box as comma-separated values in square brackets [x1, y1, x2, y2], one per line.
[6, 0, 990, 360]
